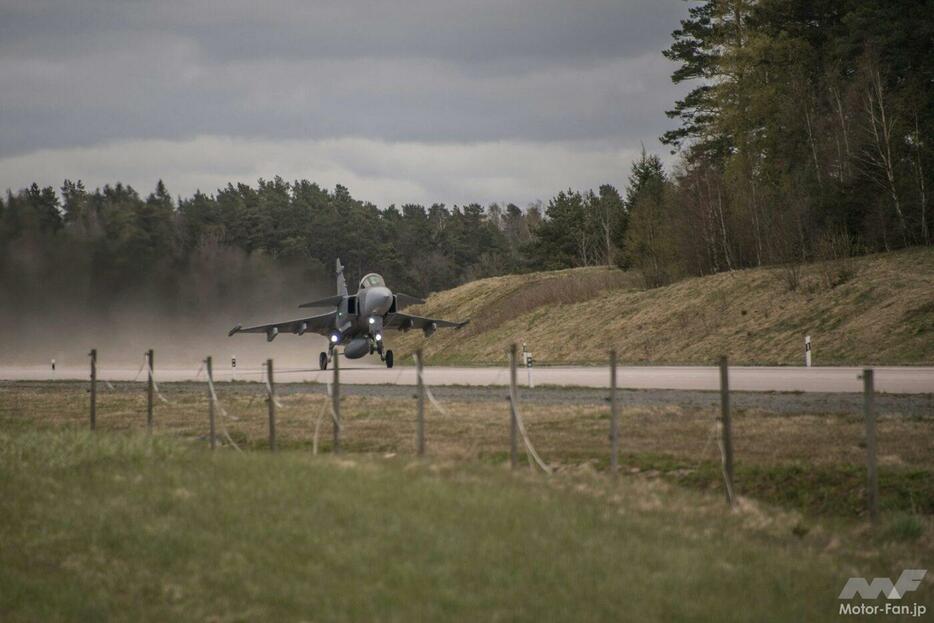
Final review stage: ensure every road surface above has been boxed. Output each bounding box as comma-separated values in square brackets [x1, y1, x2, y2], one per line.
[2, 364, 931, 394]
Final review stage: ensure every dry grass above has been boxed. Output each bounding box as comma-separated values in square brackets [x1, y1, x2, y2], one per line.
[391, 247, 934, 365]
[3, 383, 931, 467]
[3, 382, 932, 518]
[455, 268, 639, 339]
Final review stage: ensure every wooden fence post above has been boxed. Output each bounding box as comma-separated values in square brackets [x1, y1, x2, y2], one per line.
[332, 353, 341, 454]
[719, 355, 735, 506]
[267, 359, 277, 451]
[146, 349, 154, 432]
[863, 369, 880, 524]
[89, 349, 97, 431]
[416, 349, 425, 457]
[207, 356, 216, 450]
[610, 350, 619, 475]
[509, 344, 518, 469]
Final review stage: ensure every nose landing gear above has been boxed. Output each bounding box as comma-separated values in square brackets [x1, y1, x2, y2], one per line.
[373, 336, 393, 368]
[320, 344, 336, 371]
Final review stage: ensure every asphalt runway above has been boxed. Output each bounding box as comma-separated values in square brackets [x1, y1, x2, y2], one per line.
[2, 364, 931, 394]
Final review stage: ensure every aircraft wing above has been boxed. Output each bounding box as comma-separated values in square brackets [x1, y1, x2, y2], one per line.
[228, 310, 337, 339]
[384, 312, 469, 331]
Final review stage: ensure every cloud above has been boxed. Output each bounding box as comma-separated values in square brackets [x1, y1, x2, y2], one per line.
[0, 41, 684, 151]
[0, 1, 690, 204]
[1, 1, 684, 65]
[0, 135, 642, 207]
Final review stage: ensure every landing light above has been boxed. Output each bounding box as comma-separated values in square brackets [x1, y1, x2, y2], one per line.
[375, 333, 382, 341]
[330, 334, 339, 343]
[368, 317, 375, 325]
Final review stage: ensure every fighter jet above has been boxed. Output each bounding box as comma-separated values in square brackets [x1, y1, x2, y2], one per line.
[228, 259, 468, 369]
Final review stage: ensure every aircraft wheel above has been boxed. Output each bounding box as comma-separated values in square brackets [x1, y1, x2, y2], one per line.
[319, 352, 328, 371]
[385, 350, 394, 369]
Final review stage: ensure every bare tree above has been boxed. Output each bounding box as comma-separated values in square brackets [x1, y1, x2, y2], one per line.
[828, 82, 852, 183]
[707, 171, 734, 271]
[910, 113, 929, 245]
[803, 97, 823, 189]
[859, 62, 907, 244]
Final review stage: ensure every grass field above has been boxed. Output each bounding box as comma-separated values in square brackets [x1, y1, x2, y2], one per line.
[2, 428, 932, 622]
[2, 382, 933, 620]
[390, 247, 934, 366]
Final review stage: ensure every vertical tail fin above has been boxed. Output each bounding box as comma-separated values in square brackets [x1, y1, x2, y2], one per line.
[336, 258, 348, 296]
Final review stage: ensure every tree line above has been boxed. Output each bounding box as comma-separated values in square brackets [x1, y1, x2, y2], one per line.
[0, 178, 557, 314]
[630, 0, 932, 287]
[2, 0, 930, 317]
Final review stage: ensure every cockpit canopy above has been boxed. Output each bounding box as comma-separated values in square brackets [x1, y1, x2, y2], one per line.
[359, 273, 386, 289]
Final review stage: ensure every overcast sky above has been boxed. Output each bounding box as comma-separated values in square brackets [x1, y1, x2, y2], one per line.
[0, 0, 690, 207]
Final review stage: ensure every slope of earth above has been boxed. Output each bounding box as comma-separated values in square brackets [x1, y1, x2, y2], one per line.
[392, 247, 934, 366]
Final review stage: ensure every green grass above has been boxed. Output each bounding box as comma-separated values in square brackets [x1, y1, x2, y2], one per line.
[659, 459, 934, 517]
[479, 450, 934, 518]
[3, 428, 918, 622]
[881, 513, 925, 543]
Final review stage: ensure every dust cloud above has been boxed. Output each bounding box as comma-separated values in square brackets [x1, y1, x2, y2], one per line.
[0, 243, 337, 370]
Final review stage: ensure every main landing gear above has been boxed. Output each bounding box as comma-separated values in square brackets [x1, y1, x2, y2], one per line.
[319, 343, 392, 369]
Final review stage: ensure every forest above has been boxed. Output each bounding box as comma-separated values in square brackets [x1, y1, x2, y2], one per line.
[631, 0, 932, 287]
[1, 0, 931, 318]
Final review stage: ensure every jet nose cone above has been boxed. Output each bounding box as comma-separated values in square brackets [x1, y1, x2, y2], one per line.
[370, 287, 393, 314]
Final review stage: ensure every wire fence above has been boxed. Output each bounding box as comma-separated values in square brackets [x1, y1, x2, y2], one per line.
[2, 346, 930, 522]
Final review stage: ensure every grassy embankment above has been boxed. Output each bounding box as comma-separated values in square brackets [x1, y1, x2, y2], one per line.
[2, 428, 932, 621]
[391, 246, 934, 365]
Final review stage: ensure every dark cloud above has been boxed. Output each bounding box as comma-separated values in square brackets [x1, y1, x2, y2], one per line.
[2, 1, 685, 63]
[0, 0, 690, 204]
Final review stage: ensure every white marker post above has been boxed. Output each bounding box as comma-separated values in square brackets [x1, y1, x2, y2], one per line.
[51, 358, 56, 379]
[805, 335, 812, 367]
[522, 342, 534, 388]
[231, 355, 236, 381]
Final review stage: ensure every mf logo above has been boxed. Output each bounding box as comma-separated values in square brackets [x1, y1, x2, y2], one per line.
[839, 569, 927, 600]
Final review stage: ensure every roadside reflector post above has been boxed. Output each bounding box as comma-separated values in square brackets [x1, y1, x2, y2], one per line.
[805, 335, 812, 367]
[522, 341, 533, 388]
[146, 349, 154, 432]
[89, 349, 97, 431]
[51, 358, 56, 374]
[267, 359, 277, 451]
[862, 369, 880, 525]
[610, 350, 619, 476]
[416, 349, 425, 457]
[719, 355, 735, 506]
[509, 344, 519, 469]
[207, 356, 215, 450]
[332, 352, 341, 454]
[231, 355, 236, 381]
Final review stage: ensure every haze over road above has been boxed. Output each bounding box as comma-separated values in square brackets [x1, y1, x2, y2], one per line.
[2, 365, 931, 394]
